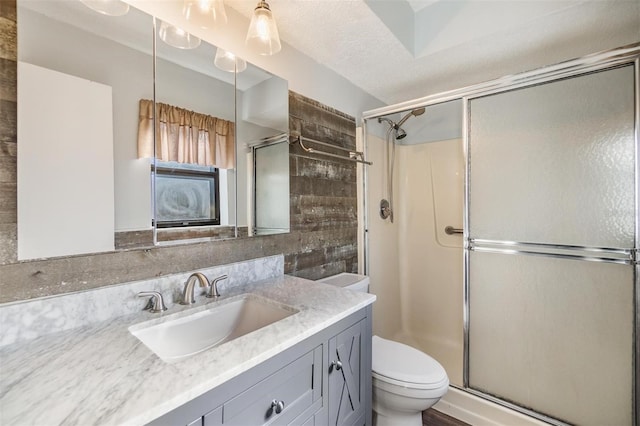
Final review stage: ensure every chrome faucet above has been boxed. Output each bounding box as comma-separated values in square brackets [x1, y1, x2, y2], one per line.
[180, 272, 210, 305]
[207, 274, 228, 299]
[137, 291, 168, 313]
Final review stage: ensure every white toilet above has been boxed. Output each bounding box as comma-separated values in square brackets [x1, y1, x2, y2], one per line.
[317, 273, 449, 426]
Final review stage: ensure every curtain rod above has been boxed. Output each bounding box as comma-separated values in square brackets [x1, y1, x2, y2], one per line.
[290, 135, 373, 165]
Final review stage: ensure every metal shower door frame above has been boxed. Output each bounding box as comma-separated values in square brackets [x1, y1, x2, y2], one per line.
[361, 42, 640, 426]
[462, 52, 639, 426]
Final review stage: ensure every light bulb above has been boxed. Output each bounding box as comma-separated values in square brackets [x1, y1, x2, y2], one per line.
[183, 0, 227, 28]
[245, 1, 281, 55]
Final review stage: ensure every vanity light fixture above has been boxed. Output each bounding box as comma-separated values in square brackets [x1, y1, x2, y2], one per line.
[80, 0, 129, 16]
[183, 0, 227, 28]
[214, 48, 247, 73]
[158, 21, 201, 50]
[245, 1, 281, 55]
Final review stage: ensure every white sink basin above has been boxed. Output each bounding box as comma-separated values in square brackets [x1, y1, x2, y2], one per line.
[129, 295, 298, 362]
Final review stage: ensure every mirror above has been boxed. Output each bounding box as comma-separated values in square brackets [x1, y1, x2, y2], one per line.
[16, 0, 290, 260]
[152, 25, 238, 244]
[17, 0, 154, 259]
[153, 26, 289, 243]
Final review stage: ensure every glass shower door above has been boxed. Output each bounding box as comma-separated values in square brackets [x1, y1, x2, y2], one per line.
[466, 64, 637, 425]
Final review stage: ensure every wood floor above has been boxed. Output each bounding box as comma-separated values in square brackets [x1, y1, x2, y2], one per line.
[423, 409, 470, 426]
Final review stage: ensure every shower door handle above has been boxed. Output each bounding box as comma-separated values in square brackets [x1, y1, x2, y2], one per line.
[445, 226, 463, 235]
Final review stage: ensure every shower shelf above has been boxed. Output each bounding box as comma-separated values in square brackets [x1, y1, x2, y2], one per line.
[290, 135, 372, 165]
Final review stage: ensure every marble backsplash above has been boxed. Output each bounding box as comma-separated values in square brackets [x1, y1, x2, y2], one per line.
[0, 255, 284, 347]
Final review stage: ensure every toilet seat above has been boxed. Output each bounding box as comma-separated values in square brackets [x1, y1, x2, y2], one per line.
[372, 371, 449, 391]
[372, 336, 448, 390]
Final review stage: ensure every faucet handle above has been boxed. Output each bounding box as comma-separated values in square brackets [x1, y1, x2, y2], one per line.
[138, 291, 168, 313]
[207, 274, 228, 299]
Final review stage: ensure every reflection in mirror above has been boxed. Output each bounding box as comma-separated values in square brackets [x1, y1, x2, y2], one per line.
[236, 63, 289, 237]
[151, 22, 238, 244]
[150, 30, 290, 242]
[17, 0, 154, 259]
[249, 136, 290, 235]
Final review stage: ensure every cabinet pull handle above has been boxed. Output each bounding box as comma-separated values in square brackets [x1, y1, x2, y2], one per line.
[331, 360, 343, 371]
[271, 399, 285, 414]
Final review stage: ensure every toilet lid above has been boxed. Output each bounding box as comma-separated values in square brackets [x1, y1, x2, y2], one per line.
[372, 336, 448, 386]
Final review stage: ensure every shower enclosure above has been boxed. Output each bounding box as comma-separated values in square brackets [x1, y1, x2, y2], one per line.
[362, 43, 639, 425]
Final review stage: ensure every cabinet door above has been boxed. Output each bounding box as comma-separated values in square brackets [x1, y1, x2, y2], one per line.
[203, 406, 222, 426]
[328, 320, 364, 426]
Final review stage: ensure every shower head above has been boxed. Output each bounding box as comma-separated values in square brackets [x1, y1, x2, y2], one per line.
[396, 107, 426, 128]
[377, 115, 409, 139]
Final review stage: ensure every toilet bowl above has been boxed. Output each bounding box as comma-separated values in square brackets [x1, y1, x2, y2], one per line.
[317, 273, 449, 426]
[372, 335, 449, 426]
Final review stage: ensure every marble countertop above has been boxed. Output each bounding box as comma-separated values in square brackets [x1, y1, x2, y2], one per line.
[0, 275, 375, 426]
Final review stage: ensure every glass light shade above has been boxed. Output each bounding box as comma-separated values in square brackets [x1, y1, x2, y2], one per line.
[214, 48, 247, 73]
[183, 0, 227, 28]
[80, 0, 129, 16]
[245, 1, 281, 55]
[158, 21, 201, 50]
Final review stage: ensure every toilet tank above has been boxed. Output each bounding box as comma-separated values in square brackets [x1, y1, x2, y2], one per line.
[317, 273, 370, 293]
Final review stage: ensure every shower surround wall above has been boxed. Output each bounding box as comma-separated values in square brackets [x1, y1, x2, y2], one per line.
[366, 130, 465, 386]
[0, 1, 358, 303]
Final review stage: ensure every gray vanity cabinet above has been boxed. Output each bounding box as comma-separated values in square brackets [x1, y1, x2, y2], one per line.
[148, 306, 372, 426]
[328, 320, 366, 426]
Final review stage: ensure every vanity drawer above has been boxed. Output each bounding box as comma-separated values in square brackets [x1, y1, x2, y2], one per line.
[223, 346, 321, 426]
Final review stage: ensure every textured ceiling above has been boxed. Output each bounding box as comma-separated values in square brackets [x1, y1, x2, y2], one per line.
[227, 0, 640, 106]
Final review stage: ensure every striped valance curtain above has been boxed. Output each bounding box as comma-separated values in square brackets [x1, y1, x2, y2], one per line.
[137, 99, 235, 169]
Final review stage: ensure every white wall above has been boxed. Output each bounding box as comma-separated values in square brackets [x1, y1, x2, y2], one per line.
[17, 63, 115, 260]
[242, 77, 288, 131]
[395, 139, 464, 386]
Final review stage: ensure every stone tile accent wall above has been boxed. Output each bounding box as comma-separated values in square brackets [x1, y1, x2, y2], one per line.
[0, 1, 17, 265]
[287, 92, 358, 278]
[0, 1, 359, 303]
